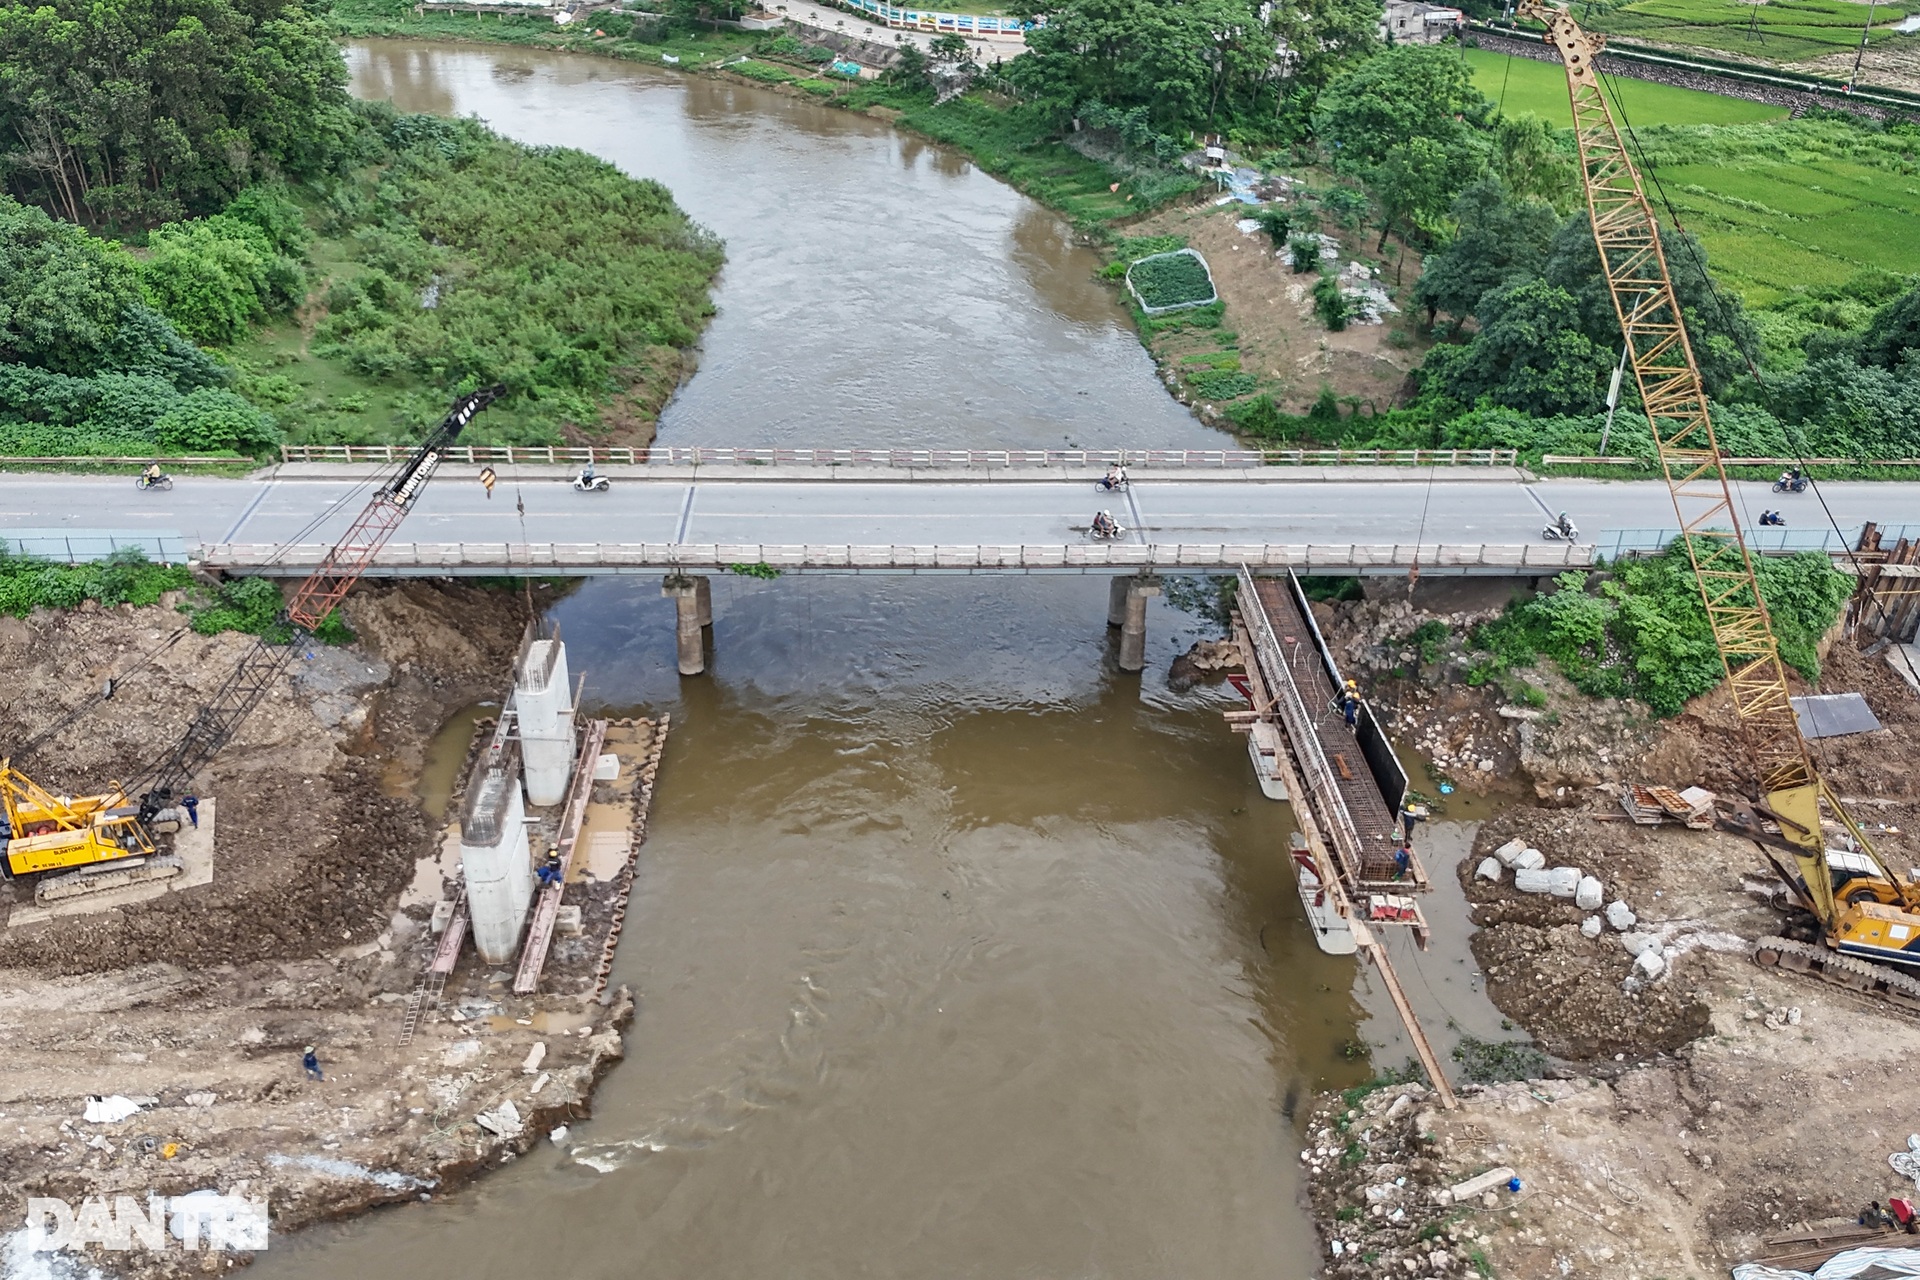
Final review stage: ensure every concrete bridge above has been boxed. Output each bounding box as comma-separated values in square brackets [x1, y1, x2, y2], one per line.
[4, 461, 1915, 676]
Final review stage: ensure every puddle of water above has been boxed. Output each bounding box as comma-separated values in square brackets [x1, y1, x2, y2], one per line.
[400, 827, 463, 911]
[1896, 13, 1920, 33]
[416, 702, 497, 821]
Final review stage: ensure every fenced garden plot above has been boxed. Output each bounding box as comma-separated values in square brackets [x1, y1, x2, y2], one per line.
[1126, 249, 1219, 314]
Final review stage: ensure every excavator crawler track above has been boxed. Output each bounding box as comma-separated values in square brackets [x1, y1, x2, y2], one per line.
[35, 855, 183, 906]
[1751, 935, 1920, 1013]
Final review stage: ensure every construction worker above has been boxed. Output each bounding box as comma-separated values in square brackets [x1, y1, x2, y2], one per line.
[536, 855, 562, 889]
[1341, 692, 1359, 729]
[302, 1046, 324, 1081]
[1400, 800, 1428, 846]
[181, 795, 199, 828]
[1393, 846, 1412, 881]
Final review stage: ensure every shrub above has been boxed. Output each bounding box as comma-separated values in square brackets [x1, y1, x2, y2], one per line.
[152, 387, 280, 455]
[1313, 274, 1350, 331]
[0, 548, 191, 617]
[1289, 237, 1321, 274]
[1188, 369, 1259, 399]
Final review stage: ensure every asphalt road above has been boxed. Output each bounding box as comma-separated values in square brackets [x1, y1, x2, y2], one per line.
[0, 472, 1913, 552]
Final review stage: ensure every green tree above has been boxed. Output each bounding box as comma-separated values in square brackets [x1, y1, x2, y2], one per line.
[1542, 213, 1755, 397]
[1491, 114, 1576, 208]
[928, 32, 973, 62]
[1422, 278, 1613, 416]
[1268, 0, 1382, 101]
[1312, 46, 1492, 175]
[139, 219, 277, 346]
[1372, 136, 1458, 251]
[0, 0, 357, 226]
[1859, 284, 1920, 372]
[1413, 178, 1559, 324]
[1008, 0, 1274, 132]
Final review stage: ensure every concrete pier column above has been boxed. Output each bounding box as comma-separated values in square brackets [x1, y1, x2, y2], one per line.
[1118, 578, 1162, 674]
[1107, 576, 1130, 628]
[461, 759, 533, 964]
[663, 577, 705, 676]
[517, 636, 574, 807]
[693, 575, 713, 628]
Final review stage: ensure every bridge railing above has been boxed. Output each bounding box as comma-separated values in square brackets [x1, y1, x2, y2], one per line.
[197, 540, 1593, 572]
[276, 444, 1520, 469]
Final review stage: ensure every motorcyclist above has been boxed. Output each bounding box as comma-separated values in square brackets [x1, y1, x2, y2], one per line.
[140, 462, 164, 488]
[1102, 463, 1128, 492]
[1091, 510, 1118, 538]
[577, 459, 597, 487]
[1555, 512, 1576, 539]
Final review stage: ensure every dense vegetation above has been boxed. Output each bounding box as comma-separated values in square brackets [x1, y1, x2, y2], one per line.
[0, 0, 722, 458]
[0, 0, 356, 228]
[0, 546, 352, 641]
[1465, 548, 1853, 715]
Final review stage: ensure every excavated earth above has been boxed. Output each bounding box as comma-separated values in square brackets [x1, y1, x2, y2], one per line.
[0, 581, 649, 1279]
[1297, 583, 1920, 1280]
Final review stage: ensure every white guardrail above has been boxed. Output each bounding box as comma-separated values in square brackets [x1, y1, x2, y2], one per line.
[198, 541, 1595, 572]
[276, 445, 1520, 468]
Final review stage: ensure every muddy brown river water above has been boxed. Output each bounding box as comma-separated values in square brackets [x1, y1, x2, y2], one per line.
[251, 42, 1473, 1278]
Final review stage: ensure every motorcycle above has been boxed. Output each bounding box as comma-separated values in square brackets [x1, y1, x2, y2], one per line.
[1096, 474, 1130, 493]
[572, 471, 611, 493]
[1541, 519, 1579, 542]
[1089, 514, 1127, 541]
[1772, 475, 1809, 494]
[134, 473, 173, 492]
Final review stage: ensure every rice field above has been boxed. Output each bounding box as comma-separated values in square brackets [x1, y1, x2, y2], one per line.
[1607, 120, 1920, 303]
[1463, 47, 1789, 125]
[1461, 52, 1920, 303]
[1581, 0, 1920, 63]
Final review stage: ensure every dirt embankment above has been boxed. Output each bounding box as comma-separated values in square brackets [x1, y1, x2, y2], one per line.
[1299, 588, 1920, 1279]
[0, 580, 661, 1279]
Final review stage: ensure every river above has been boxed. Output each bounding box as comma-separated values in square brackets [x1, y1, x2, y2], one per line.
[257, 41, 1370, 1278]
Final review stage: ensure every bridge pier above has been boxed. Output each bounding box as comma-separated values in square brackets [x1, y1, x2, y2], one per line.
[1117, 577, 1161, 674]
[1107, 576, 1130, 628]
[663, 575, 709, 676]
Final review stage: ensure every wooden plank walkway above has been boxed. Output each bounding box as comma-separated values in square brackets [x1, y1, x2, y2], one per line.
[513, 718, 608, 996]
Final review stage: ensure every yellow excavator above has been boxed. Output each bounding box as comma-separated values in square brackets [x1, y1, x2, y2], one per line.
[0, 766, 152, 869]
[1525, 3, 1920, 1001]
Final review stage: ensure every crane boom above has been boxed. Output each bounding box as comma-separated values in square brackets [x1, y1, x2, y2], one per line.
[1521, 5, 1911, 960]
[132, 385, 504, 821]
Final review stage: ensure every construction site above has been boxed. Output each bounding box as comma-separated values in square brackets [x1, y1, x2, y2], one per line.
[1248, 9, 1920, 1278]
[0, 393, 674, 1278]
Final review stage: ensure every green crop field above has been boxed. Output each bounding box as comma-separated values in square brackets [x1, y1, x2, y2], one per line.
[1463, 48, 1789, 125]
[1580, 0, 1920, 62]
[1628, 120, 1920, 303]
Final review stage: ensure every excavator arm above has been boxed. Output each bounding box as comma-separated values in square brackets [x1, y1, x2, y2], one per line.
[1520, 4, 1892, 930]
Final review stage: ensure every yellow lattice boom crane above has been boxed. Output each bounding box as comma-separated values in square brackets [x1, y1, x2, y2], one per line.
[1524, 2, 1920, 1001]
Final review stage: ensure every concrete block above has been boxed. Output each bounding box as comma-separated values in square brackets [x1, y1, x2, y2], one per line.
[1448, 1166, 1517, 1202]
[1514, 849, 1547, 871]
[1620, 931, 1656, 956]
[1475, 857, 1503, 883]
[1492, 838, 1529, 867]
[1581, 915, 1602, 938]
[1606, 900, 1637, 931]
[593, 753, 619, 782]
[555, 905, 584, 937]
[1634, 947, 1666, 980]
[1517, 867, 1579, 896]
[1575, 875, 1604, 910]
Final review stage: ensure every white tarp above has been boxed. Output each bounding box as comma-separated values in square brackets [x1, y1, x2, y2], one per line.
[1733, 1246, 1920, 1280]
